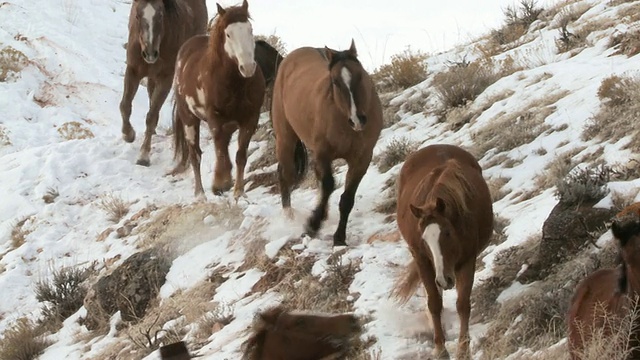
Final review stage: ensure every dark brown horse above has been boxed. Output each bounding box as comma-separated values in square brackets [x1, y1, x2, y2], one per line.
[567, 208, 640, 359]
[255, 39, 283, 111]
[392, 144, 493, 360]
[171, 0, 265, 199]
[241, 306, 362, 360]
[120, 0, 207, 166]
[160, 341, 191, 360]
[271, 41, 382, 246]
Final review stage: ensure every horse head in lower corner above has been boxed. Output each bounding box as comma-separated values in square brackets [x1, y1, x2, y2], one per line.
[242, 306, 363, 360]
[567, 204, 640, 359]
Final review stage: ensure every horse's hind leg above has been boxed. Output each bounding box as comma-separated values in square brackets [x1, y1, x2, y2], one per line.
[454, 260, 476, 360]
[305, 153, 335, 238]
[332, 160, 368, 246]
[233, 118, 258, 200]
[137, 76, 171, 166]
[119, 66, 143, 143]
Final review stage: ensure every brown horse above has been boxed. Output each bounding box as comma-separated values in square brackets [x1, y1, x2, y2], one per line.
[160, 341, 191, 360]
[241, 306, 362, 360]
[392, 144, 493, 360]
[271, 41, 382, 246]
[567, 209, 640, 359]
[120, 0, 207, 166]
[171, 0, 265, 199]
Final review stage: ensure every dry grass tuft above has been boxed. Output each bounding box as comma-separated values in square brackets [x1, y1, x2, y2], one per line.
[42, 187, 59, 204]
[11, 216, 34, 249]
[97, 193, 132, 223]
[57, 121, 94, 140]
[375, 137, 419, 173]
[534, 150, 578, 189]
[487, 176, 510, 202]
[584, 75, 640, 153]
[374, 177, 398, 220]
[0, 46, 29, 82]
[372, 48, 428, 92]
[0, 318, 52, 360]
[380, 94, 402, 128]
[0, 125, 11, 146]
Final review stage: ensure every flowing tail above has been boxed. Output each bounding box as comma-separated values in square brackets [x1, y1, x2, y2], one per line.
[293, 139, 308, 187]
[391, 259, 421, 304]
[172, 101, 189, 173]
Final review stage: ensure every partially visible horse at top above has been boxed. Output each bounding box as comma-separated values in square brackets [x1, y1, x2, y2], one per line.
[241, 306, 362, 360]
[120, 0, 208, 166]
[393, 144, 494, 359]
[171, 0, 265, 199]
[567, 205, 640, 359]
[254, 39, 283, 110]
[271, 41, 382, 246]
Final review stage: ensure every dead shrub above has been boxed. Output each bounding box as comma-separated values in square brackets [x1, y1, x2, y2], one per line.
[42, 187, 59, 204]
[584, 75, 640, 153]
[0, 46, 28, 82]
[487, 176, 510, 202]
[535, 151, 577, 189]
[381, 95, 402, 128]
[57, 121, 94, 140]
[254, 33, 287, 55]
[251, 247, 316, 294]
[504, 0, 543, 29]
[374, 177, 398, 219]
[11, 216, 34, 249]
[35, 265, 94, 323]
[375, 137, 418, 173]
[97, 193, 132, 223]
[610, 30, 640, 58]
[555, 165, 611, 207]
[0, 318, 52, 360]
[372, 48, 427, 91]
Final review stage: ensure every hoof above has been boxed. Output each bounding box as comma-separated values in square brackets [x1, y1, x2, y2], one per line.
[122, 129, 136, 143]
[333, 239, 347, 247]
[136, 158, 151, 167]
[432, 346, 450, 359]
[283, 207, 295, 220]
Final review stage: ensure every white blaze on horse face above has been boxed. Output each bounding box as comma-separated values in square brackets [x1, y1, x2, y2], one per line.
[423, 223, 447, 289]
[340, 67, 362, 131]
[142, 4, 156, 47]
[224, 22, 257, 77]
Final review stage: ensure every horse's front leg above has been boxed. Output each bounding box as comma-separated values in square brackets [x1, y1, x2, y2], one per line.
[211, 124, 234, 195]
[233, 119, 258, 200]
[332, 160, 368, 246]
[305, 154, 334, 238]
[137, 77, 171, 166]
[119, 66, 143, 143]
[454, 260, 476, 360]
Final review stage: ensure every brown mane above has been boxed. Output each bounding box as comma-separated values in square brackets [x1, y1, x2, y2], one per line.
[418, 159, 474, 220]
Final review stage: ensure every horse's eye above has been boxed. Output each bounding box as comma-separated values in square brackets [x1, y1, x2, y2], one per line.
[226, 33, 230, 38]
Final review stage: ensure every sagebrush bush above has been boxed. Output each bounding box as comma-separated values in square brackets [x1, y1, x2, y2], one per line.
[372, 48, 427, 91]
[555, 165, 611, 207]
[0, 46, 29, 82]
[610, 30, 640, 57]
[35, 266, 93, 322]
[0, 318, 51, 360]
[583, 75, 640, 152]
[375, 137, 418, 173]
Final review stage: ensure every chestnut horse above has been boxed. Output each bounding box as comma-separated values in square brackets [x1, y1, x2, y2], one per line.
[171, 0, 265, 198]
[120, 0, 207, 166]
[393, 144, 493, 359]
[567, 209, 640, 359]
[241, 306, 362, 360]
[271, 41, 382, 246]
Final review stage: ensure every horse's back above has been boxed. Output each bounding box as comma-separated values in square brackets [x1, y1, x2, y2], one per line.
[184, 0, 208, 32]
[275, 47, 328, 86]
[568, 267, 620, 358]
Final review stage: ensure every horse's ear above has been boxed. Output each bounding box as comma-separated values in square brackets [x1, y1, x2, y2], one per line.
[410, 204, 424, 219]
[324, 46, 334, 63]
[216, 3, 226, 15]
[349, 39, 358, 57]
[242, 0, 248, 10]
[435, 197, 446, 214]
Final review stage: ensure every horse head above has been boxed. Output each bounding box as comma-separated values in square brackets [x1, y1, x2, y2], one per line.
[409, 197, 460, 290]
[325, 40, 371, 132]
[215, 0, 257, 78]
[133, 0, 173, 64]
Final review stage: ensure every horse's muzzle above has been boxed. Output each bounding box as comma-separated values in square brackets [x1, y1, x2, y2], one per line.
[142, 49, 159, 64]
[238, 61, 257, 78]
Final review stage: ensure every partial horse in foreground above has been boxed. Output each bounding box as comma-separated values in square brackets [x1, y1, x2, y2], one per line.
[241, 306, 362, 360]
[567, 206, 640, 360]
[393, 144, 494, 359]
[120, 0, 207, 166]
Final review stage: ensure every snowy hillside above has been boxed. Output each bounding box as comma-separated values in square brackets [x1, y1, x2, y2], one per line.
[1, 0, 640, 359]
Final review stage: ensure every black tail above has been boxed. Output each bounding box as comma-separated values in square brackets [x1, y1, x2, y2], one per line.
[293, 140, 308, 186]
[172, 101, 189, 172]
